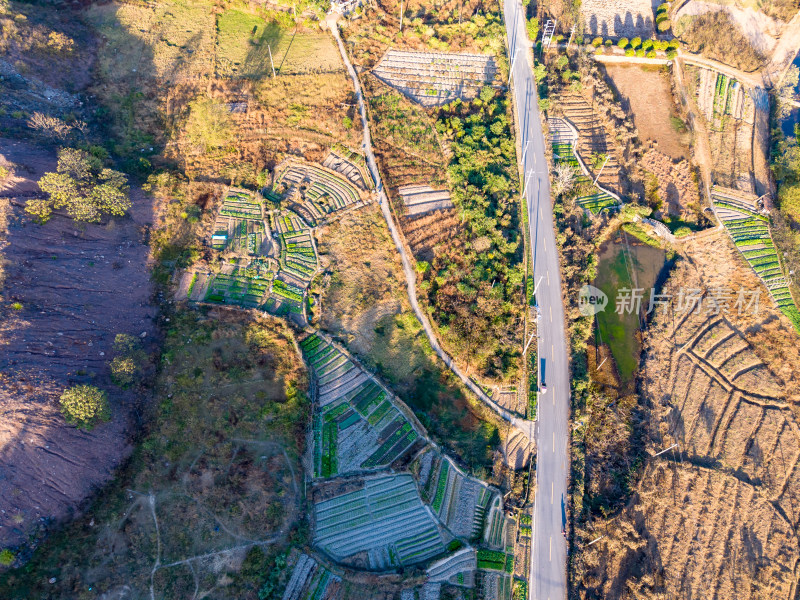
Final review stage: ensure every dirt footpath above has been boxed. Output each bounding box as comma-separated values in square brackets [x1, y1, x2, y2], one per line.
[0, 139, 156, 549]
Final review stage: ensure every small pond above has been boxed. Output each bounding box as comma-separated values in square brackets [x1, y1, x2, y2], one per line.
[592, 229, 667, 384]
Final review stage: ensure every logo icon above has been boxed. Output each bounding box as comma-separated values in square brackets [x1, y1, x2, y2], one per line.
[578, 285, 608, 316]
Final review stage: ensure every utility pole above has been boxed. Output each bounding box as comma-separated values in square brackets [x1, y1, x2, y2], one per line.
[268, 44, 276, 77]
[508, 48, 520, 85]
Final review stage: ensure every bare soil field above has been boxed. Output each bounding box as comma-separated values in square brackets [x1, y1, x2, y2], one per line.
[572, 229, 800, 599]
[603, 64, 690, 160]
[0, 139, 156, 549]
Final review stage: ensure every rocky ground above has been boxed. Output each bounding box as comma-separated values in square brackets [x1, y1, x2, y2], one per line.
[0, 138, 157, 549]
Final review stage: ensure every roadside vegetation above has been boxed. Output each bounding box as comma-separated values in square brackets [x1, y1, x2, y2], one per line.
[421, 87, 524, 382]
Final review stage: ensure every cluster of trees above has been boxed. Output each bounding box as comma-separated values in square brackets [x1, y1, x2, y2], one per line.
[422, 86, 524, 381]
[26, 148, 130, 223]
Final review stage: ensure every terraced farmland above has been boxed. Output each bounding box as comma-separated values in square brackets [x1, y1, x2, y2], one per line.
[313, 474, 446, 569]
[372, 49, 499, 107]
[322, 144, 372, 191]
[274, 159, 366, 226]
[712, 188, 800, 330]
[282, 553, 342, 600]
[417, 451, 497, 540]
[301, 333, 424, 478]
[426, 547, 477, 586]
[210, 188, 269, 255]
[264, 277, 306, 318]
[398, 184, 454, 217]
[279, 229, 319, 285]
[578, 285, 800, 599]
[200, 260, 274, 308]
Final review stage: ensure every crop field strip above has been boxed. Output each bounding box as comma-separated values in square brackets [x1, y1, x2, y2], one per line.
[273, 159, 365, 226]
[202, 261, 274, 308]
[372, 49, 498, 105]
[279, 229, 318, 284]
[697, 68, 747, 123]
[398, 184, 454, 217]
[313, 474, 446, 569]
[300, 333, 422, 478]
[712, 189, 800, 329]
[426, 548, 477, 585]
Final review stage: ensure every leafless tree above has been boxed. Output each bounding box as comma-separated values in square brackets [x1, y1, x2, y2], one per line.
[27, 112, 72, 140]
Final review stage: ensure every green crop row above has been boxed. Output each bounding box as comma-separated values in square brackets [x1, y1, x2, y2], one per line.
[432, 461, 450, 512]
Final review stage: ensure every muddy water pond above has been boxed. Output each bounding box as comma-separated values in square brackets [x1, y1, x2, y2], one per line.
[592, 230, 667, 384]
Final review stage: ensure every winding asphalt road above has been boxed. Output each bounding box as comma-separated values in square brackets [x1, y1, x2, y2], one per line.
[501, 1, 570, 598]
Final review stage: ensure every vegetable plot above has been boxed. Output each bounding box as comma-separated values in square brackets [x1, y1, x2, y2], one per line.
[210, 188, 269, 256]
[712, 189, 800, 331]
[300, 333, 422, 478]
[274, 159, 364, 226]
[418, 451, 498, 540]
[202, 261, 273, 308]
[313, 474, 446, 570]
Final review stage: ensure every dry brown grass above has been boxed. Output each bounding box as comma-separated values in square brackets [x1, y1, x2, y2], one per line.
[572, 230, 800, 599]
[679, 12, 766, 73]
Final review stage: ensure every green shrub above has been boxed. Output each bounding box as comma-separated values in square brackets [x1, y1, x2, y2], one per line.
[0, 165, 9, 180]
[604, 39, 612, 46]
[625, 48, 635, 57]
[674, 226, 692, 238]
[636, 49, 646, 57]
[666, 49, 678, 59]
[668, 39, 680, 49]
[592, 37, 603, 47]
[654, 40, 669, 50]
[59, 385, 110, 430]
[595, 47, 604, 54]
[642, 39, 654, 51]
[630, 36, 642, 49]
[646, 49, 657, 58]
[343, 116, 353, 129]
[527, 17, 539, 40]
[657, 2, 670, 13]
[28, 148, 130, 224]
[617, 37, 629, 48]
[658, 20, 672, 32]
[0, 549, 13, 566]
